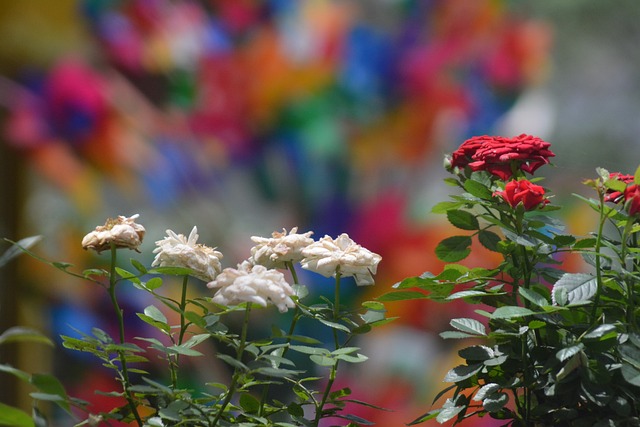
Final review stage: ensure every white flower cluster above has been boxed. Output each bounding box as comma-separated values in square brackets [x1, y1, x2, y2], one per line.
[207, 261, 296, 313]
[82, 216, 382, 312]
[300, 233, 382, 286]
[152, 227, 223, 282]
[82, 214, 146, 253]
[249, 227, 314, 268]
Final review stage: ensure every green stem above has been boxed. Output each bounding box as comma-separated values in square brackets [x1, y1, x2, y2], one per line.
[259, 261, 302, 417]
[170, 275, 190, 389]
[620, 219, 637, 329]
[314, 271, 342, 426]
[590, 191, 608, 324]
[212, 304, 252, 427]
[108, 245, 143, 426]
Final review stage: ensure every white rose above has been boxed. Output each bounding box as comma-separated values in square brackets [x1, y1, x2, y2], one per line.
[207, 262, 295, 313]
[82, 214, 145, 253]
[300, 233, 381, 286]
[249, 227, 314, 269]
[152, 226, 223, 282]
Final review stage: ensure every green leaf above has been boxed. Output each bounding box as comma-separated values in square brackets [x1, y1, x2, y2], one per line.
[473, 383, 500, 402]
[464, 178, 493, 199]
[361, 301, 385, 311]
[482, 392, 509, 412]
[435, 236, 472, 262]
[30, 373, 71, 413]
[130, 258, 148, 274]
[148, 266, 193, 276]
[143, 305, 167, 324]
[491, 306, 535, 319]
[436, 398, 465, 423]
[635, 164, 640, 185]
[444, 363, 482, 382]
[0, 403, 34, 427]
[431, 201, 464, 214]
[478, 229, 501, 252]
[447, 210, 479, 230]
[310, 354, 336, 367]
[376, 291, 429, 302]
[450, 318, 486, 336]
[552, 273, 597, 305]
[239, 393, 260, 413]
[0, 327, 53, 346]
[556, 344, 584, 362]
[583, 324, 617, 340]
[518, 288, 549, 308]
[0, 363, 31, 382]
[459, 345, 494, 361]
[289, 345, 330, 356]
[0, 236, 42, 268]
[440, 331, 477, 339]
[144, 277, 163, 291]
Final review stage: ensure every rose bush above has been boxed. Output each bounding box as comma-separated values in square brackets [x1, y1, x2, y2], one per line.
[384, 134, 640, 426]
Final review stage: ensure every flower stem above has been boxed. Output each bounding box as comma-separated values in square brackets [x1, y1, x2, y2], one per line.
[590, 191, 608, 324]
[170, 275, 190, 389]
[259, 262, 301, 417]
[314, 271, 342, 426]
[108, 245, 143, 426]
[212, 304, 252, 427]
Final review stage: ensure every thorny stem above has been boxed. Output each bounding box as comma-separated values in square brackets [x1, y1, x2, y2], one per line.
[108, 245, 143, 426]
[212, 304, 252, 427]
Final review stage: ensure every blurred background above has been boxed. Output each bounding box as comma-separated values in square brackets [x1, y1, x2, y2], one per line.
[1, 0, 640, 425]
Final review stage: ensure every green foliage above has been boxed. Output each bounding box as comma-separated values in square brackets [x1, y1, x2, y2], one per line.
[4, 233, 391, 427]
[386, 165, 640, 425]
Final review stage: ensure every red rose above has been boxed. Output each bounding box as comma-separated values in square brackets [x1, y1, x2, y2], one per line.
[624, 184, 640, 216]
[495, 179, 549, 211]
[450, 134, 554, 180]
[604, 172, 634, 203]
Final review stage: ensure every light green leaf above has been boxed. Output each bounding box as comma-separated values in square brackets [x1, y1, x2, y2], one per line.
[491, 306, 535, 319]
[464, 179, 493, 199]
[584, 324, 617, 340]
[0, 363, 31, 382]
[450, 318, 486, 336]
[144, 305, 167, 324]
[436, 398, 465, 423]
[444, 363, 482, 383]
[556, 344, 584, 362]
[518, 288, 549, 308]
[0, 403, 35, 427]
[473, 383, 500, 402]
[552, 273, 597, 305]
[310, 354, 336, 367]
[0, 327, 53, 346]
[0, 236, 42, 268]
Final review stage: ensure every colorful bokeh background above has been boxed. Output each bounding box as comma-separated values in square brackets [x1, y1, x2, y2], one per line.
[1, 0, 640, 425]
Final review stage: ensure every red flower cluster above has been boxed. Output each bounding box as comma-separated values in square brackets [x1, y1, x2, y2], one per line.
[450, 134, 555, 180]
[494, 179, 549, 211]
[604, 172, 634, 203]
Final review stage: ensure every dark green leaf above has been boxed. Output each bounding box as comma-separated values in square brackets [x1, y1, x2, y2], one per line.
[464, 179, 493, 199]
[435, 236, 472, 262]
[447, 210, 479, 230]
[557, 344, 584, 362]
[376, 291, 429, 302]
[478, 229, 501, 252]
[584, 324, 617, 340]
[482, 392, 509, 412]
[518, 288, 549, 308]
[239, 393, 260, 413]
[459, 345, 494, 361]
